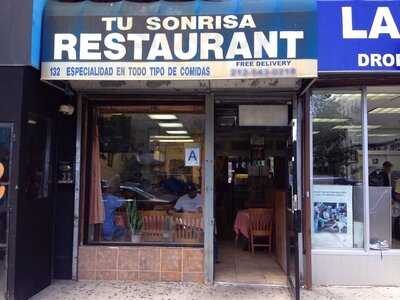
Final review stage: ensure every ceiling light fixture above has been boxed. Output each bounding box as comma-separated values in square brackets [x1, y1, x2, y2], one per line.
[150, 135, 191, 139]
[166, 130, 188, 134]
[158, 123, 183, 128]
[369, 107, 400, 114]
[357, 133, 398, 137]
[333, 125, 382, 130]
[313, 118, 349, 123]
[148, 114, 178, 120]
[152, 139, 194, 143]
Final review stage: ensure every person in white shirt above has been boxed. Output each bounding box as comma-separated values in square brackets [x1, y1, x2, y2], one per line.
[174, 183, 202, 212]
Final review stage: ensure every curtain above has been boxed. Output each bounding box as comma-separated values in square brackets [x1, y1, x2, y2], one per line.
[89, 121, 104, 225]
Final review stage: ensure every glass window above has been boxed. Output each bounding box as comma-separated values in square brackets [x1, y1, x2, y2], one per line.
[311, 92, 364, 249]
[87, 109, 205, 246]
[0, 127, 11, 183]
[0, 125, 11, 293]
[367, 93, 400, 249]
[25, 116, 50, 199]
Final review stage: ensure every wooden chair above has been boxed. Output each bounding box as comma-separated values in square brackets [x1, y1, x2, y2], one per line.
[140, 210, 168, 241]
[172, 212, 203, 244]
[248, 208, 274, 254]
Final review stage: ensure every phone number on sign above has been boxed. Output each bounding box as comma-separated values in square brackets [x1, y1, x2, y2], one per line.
[230, 67, 297, 77]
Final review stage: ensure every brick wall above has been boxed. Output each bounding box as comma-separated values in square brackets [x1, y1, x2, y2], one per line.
[78, 246, 204, 283]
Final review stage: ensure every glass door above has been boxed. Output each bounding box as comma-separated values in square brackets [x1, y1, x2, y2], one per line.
[0, 124, 12, 297]
[287, 100, 302, 300]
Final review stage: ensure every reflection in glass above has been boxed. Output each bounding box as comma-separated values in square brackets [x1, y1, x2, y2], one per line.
[0, 189, 7, 245]
[368, 94, 400, 249]
[0, 126, 10, 296]
[88, 112, 205, 245]
[0, 128, 11, 183]
[25, 118, 48, 199]
[311, 93, 364, 249]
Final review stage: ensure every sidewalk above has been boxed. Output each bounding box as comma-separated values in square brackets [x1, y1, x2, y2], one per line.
[30, 280, 400, 300]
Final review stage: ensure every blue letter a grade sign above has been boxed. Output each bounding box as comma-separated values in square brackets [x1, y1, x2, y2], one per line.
[185, 146, 201, 167]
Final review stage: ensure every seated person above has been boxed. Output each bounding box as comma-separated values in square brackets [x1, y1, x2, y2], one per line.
[160, 176, 186, 196]
[102, 175, 126, 241]
[174, 183, 202, 213]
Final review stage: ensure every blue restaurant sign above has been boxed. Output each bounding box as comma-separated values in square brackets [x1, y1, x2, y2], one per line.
[39, 0, 400, 78]
[41, 0, 317, 80]
[318, 0, 400, 72]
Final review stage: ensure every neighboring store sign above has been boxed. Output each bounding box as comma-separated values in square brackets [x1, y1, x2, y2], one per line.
[41, 1, 317, 80]
[185, 146, 200, 167]
[319, 1, 400, 72]
[312, 185, 353, 248]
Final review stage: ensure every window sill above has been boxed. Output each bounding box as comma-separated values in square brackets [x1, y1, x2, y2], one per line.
[312, 249, 400, 256]
[85, 241, 204, 248]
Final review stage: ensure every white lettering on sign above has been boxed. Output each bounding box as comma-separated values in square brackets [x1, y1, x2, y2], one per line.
[280, 31, 304, 58]
[126, 34, 150, 60]
[358, 53, 400, 67]
[54, 31, 304, 61]
[54, 34, 77, 60]
[101, 17, 134, 31]
[53, 15, 305, 61]
[200, 33, 224, 60]
[80, 34, 102, 60]
[226, 32, 252, 59]
[342, 6, 400, 39]
[145, 15, 256, 31]
[104, 33, 126, 60]
[147, 34, 173, 60]
[174, 33, 197, 60]
[254, 31, 278, 59]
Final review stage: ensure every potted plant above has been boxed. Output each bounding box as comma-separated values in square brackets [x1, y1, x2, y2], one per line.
[126, 200, 143, 243]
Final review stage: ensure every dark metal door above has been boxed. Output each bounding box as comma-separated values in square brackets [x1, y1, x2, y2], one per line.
[287, 100, 302, 300]
[14, 117, 53, 300]
[0, 124, 13, 299]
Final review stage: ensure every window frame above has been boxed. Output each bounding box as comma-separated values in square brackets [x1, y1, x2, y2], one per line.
[311, 85, 400, 254]
[82, 100, 207, 248]
[310, 87, 366, 252]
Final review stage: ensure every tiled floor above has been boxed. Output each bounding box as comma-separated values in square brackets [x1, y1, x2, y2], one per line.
[215, 241, 287, 286]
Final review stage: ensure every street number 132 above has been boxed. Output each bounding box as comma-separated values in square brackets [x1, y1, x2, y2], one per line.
[50, 67, 60, 77]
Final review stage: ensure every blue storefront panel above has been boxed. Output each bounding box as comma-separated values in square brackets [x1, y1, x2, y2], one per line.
[318, 0, 400, 72]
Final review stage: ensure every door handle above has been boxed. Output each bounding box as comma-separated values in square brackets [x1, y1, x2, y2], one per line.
[292, 194, 299, 211]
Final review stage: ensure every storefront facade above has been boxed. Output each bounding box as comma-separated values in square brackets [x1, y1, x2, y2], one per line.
[41, 2, 317, 297]
[311, 1, 400, 285]
[0, 1, 71, 300]
[39, 0, 400, 290]
[2, 0, 400, 299]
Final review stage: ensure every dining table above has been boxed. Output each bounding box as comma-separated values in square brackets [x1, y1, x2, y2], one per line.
[234, 209, 250, 242]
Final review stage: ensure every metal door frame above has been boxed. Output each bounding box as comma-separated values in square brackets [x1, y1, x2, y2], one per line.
[204, 94, 215, 283]
[287, 96, 304, 300]
[205, 93, 302, 285]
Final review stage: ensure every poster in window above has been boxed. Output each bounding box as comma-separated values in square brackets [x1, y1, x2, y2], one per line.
[312, 185, 353, 248]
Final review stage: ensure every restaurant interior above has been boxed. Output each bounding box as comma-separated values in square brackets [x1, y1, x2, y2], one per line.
[87, 102, 292, 285]
[87, 106, 206, 246]
[213, 103, 290, 285]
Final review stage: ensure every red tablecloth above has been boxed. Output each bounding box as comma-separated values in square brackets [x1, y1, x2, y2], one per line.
[234, 209, 250, 239]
